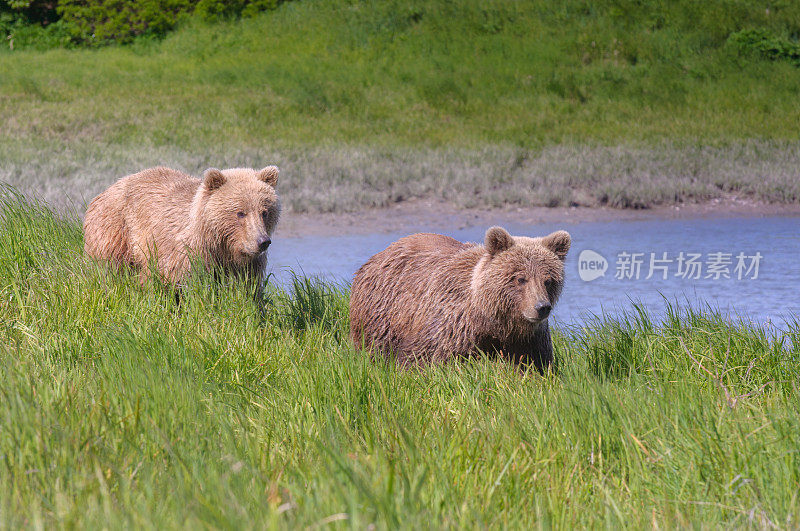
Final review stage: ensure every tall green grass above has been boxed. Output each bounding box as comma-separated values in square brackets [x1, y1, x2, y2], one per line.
[1, 189, 798, 527]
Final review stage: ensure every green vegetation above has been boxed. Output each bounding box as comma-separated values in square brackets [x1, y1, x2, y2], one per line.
[1, 3, 798, 526]
[1, 189, 799, 527]
[56, 0, 288, 45]
[3, 0, 800, 146]
[729, 28, 800, 67]
[0, 0, 799, 212]
[0, 0, 287, 47]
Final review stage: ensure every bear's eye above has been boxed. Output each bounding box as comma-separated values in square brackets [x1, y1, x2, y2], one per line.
[544, 279, 554, 290]
[236, 211, 246, 219]
[516, 276, 527, 285]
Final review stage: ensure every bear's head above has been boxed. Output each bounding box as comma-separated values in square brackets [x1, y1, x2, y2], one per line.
[192, 166, 281, 265]
[473, 226, 571, 337]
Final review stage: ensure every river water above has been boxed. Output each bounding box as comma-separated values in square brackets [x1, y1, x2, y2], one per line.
[268, 216, 800, 328]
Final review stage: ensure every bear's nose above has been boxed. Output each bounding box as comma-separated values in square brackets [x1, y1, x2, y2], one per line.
[258, 237, 271, 253]
[535, 301, 552, 319]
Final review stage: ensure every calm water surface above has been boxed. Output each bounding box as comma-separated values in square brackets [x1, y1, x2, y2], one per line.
[268, 216, 800, 328]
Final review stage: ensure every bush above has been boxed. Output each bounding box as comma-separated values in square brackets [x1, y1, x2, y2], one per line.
[195, 0, 281, 21]
[728, 28, 800, 67]
[0, 0, 59, 25]
[56, 0, 196, 44]
[56, 0, 287, 45]
[0, 17, 71, 49]
[0, 0, 64, 49]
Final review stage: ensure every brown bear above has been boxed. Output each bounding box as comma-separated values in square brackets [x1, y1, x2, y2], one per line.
[349, 227, 570, 371]
[83, 166, 280, 287]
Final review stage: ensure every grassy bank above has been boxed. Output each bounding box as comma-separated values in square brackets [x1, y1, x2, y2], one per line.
[1, 0, 800, 211]
[3, 140, 800, 214]
[1, 191, 799, 527]
[2, 0, 799, 147]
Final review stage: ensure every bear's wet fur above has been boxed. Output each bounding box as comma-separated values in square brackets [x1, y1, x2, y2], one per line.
[349, 227, 570, 371]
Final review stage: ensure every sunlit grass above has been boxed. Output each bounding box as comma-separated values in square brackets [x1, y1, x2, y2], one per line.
[3, 1, 799, 148]
[1, 190, 798, 526]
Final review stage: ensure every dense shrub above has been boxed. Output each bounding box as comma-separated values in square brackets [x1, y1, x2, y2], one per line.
[0, 0, 59, 25]
[0, 0, 288, 46]
[0, 1, 69, 49]
[56, 0, 196, 43]
[55, 0, 286, 44]
[195, 0, 280, 21]
[728, 28, 800, 66]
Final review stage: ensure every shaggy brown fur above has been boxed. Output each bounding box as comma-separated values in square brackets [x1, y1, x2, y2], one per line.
[83, 166, 281, 285]
[349, 227, 571, 371]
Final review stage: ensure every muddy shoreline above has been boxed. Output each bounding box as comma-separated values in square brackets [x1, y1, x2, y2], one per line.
[277, 197, 800, 238]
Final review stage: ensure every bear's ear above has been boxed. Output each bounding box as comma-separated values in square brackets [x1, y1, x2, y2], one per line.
[257, 166, 279, 187]
[485, 226, 514, 257]
[203, 168, 226, 191]
[541, 230, 571, 261]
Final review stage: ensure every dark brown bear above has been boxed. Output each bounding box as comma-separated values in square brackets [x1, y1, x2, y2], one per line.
[349, 227, 571, 371]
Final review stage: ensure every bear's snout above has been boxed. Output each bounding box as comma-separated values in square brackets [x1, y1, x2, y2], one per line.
[258, 237, 271, 253]
[523, 301, 551, 322]
[534, 301, 551, 319]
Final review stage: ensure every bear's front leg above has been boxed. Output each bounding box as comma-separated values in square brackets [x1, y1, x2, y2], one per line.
[504, 323, 555, 373]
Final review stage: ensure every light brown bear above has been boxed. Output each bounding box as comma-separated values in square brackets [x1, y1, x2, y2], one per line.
[349, 227, 570, 371]
[83, 166, 280, 286]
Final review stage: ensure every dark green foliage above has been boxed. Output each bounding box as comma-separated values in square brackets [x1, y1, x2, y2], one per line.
[0, 0, 290, 46]
[0, 17, 70, 49]
[195, 0, 281, 21]
[53, 0, 288, 44]
[728, 28, 800, 66]
[0, 0, 66, 49]
[0, 0, 59, 24]
[56, 0, 196, 44]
